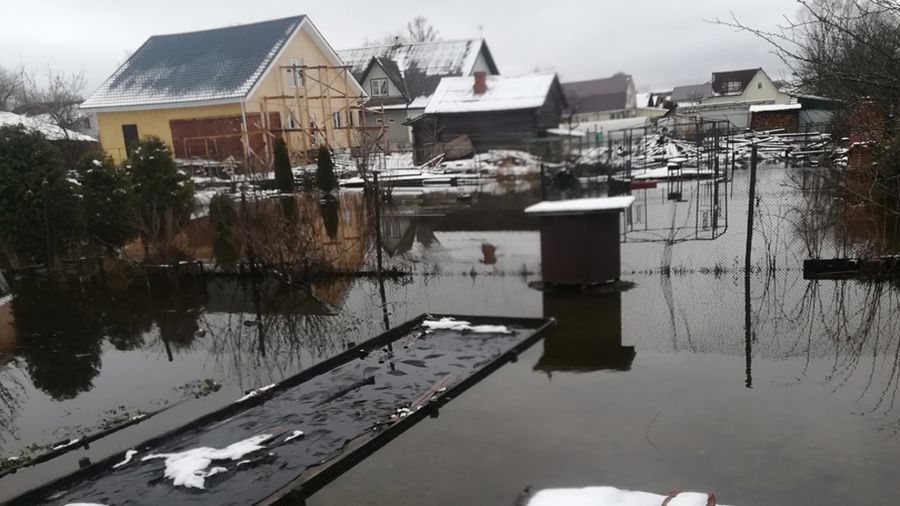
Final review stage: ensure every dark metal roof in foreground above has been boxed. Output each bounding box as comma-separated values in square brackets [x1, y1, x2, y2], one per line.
[11, 314, 553, 506]
[81, 16, 306, 110]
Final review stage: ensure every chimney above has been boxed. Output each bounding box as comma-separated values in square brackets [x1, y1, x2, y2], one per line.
[473, 72, 488, 95]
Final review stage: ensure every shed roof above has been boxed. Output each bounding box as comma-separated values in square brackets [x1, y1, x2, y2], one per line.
[671, 83, 712, 103]
[338, 39, 498, 103]
[711, 68, 761, 96]
[525, 196, 635, 215]
[425, 74, 558, 114]
[562, 74, 632, 113]
[0, 111, 97, 142]
[81, 16, 307, 110]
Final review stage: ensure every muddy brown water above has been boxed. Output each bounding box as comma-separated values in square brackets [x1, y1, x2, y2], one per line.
[1, 169, 900, 505]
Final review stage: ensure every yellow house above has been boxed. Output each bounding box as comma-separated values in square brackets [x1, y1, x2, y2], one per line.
[81, 16, 367, 166]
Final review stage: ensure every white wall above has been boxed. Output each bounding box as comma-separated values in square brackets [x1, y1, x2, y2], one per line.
[471, 50, 496, 75]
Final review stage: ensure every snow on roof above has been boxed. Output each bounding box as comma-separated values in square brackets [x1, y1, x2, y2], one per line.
[337, 39, 496, 101]
[749, 103, 802, 113]
[425, 74, 557, 114]
[81, 16, 306, 110]
[0, 111, 97, 142]
[525, 196, 635, 215]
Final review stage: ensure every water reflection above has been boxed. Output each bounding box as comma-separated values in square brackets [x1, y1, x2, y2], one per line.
[536, 289, 635, 374]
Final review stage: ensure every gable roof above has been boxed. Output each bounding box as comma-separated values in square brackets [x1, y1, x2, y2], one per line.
[362, 56, 409, 102]
[562, 74, 633, 113]
[425, 74, 560, 114]
[82, 16, 308, 110]
[711, 68, 761, 96]
[671, 82, 712, 103]
[337, 39, 499, 103]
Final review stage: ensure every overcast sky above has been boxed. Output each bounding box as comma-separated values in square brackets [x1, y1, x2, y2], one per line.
[0, 0, 799, 95]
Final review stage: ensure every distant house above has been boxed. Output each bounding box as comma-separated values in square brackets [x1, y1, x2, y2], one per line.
[81, 16, 366, 165]
[562, 73, 637, 122]
[670, 68, 795, 129]
[670, 83, 713, 106]
[410, 73, 567, 163]
[337, 39, 499, 149]
[704, 68, 791, 106]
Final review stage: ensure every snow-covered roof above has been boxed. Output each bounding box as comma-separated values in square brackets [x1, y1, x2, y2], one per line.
[337, 39, 498, 103]
[425, 74, 558, 114]
[749, 103, 802, 113]
[81, 16, 306, 110]
[525, 196, 635, 215]
[0, 111, 97, 142]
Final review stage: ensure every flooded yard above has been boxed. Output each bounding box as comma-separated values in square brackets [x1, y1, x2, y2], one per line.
[2, 167, 900, 505]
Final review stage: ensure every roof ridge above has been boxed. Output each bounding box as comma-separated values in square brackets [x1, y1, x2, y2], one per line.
[148, 15, 305, 39]
[338, 38, 481, 52]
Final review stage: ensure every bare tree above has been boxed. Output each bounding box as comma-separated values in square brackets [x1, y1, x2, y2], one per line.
[0, 66, 20, 112]
[406, 16, 440, 43]
[363, 16, 441, 46]
[713, 1, 900, 118]
[19, 68, 88, 140]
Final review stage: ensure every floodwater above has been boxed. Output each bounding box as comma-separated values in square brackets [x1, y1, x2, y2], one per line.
[2, 168, 900, 505]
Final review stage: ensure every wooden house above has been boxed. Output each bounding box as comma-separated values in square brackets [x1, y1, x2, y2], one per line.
[410, 73, 567, 163]
[80, 16, 366, 166]
[562, 73, 637, 122]
[337, 39, 499, 150]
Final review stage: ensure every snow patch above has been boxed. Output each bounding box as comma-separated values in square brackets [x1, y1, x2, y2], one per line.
[283, 430, 304, 443]
[525, 487, 730, 506]
[235, 383, 276, 403]
[113, 450, 138, 469]
[141, 434, 272, 489]
[52, 438, 81, 451]
[0, 111, 96, 142]
[421, 317, 512, 334]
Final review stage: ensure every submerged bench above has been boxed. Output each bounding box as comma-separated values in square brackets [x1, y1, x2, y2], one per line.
[11, 314, 554, 506]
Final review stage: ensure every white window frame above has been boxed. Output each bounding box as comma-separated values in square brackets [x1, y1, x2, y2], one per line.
[725, 81, 742, 94]
[371, 78, 389, 97]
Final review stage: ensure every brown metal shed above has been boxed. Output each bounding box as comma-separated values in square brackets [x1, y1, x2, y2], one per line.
[525, 196, 634, 285]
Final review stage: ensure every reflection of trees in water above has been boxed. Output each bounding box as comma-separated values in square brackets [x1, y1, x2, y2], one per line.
[0, 365, 26, 444]
[11, 278, 107, 401]
[751, 265, 900, 430]
[786, 168, 900, 259]
[195, 277, 349, 391]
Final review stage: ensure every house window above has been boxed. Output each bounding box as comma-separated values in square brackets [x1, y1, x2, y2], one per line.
[348, 110, 354, 127]
[725, 81, 742, 94]
[758, 82, 763, 89]
[287, 58, 304, 88]
[371, 78, 389, 97]
[122, 124, 139, 157]
[333, 112, 342, 129]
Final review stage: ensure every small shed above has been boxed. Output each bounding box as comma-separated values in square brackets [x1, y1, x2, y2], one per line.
[749, 103, 801, 133]
[525, 196, 634, 285]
